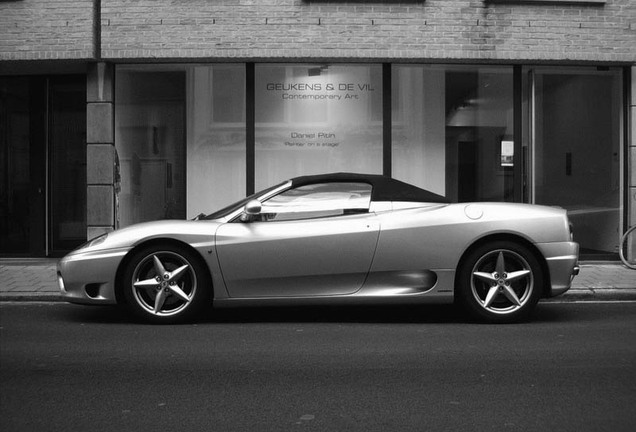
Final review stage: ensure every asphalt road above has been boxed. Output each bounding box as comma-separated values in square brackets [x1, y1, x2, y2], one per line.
[1, 301, 636, 432]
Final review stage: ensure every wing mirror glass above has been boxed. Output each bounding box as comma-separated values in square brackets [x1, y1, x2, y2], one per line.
[240, 199, 262, 222]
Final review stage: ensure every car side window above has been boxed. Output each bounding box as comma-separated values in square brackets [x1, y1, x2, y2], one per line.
[259, 182, 372, 222]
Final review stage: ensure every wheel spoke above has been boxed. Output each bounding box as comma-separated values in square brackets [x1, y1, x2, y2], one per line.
[495, 252, 506, 276]
[170, 284, 191, 303]
[153, 289, 167, 314]
[502, 285, 522, 306]
[474, 271, 497, 284]
[133, 277, 159, 289]
[153, 255, 167, 277]
[506, 269, 530, 283]
[483, 286, 500, 308]
[168, 264, 190, 284]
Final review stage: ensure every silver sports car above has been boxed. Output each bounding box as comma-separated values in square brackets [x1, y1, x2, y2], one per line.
[58, 173, 580, 324]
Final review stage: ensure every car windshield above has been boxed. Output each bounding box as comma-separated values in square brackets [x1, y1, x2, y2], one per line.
[202, 181, 287, 220]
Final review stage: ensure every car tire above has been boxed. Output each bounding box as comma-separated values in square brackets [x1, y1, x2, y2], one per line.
[457, 241, 544, 323]
[122, 244, 212, 324]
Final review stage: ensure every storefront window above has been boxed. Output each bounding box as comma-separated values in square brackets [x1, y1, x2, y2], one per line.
[113, 63, 624, 260]
[392, 65, 515, 202]
[116, 65, 246, 226]
[527, 67, 622, 258]
[186, 65, 246, 217]
[255, 64, 382, 190]
[116, 67, 187, 226]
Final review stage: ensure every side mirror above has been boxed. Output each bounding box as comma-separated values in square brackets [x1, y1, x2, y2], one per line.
[240, 199, 262, 222]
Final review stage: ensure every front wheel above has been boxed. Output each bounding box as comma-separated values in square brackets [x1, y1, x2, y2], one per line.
[122, 244, 211, 324]
[456, 241, 544, 323]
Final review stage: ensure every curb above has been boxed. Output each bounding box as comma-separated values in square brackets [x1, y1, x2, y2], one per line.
[0, 293, 63, 302]
[543, 288, 636, 302]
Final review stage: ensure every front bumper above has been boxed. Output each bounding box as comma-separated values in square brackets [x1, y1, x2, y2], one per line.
[536, 241, 580, 297]
[57, 247, 129, 305]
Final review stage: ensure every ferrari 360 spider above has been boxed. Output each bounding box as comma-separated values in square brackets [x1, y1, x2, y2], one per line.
[58, 173, 579, 323]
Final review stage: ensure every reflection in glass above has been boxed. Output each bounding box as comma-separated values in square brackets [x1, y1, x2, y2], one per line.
[392, 65, 514, 202]
[255, 64, 382, 190]
[529, 68, 622, 257]
[116, 68, 186, 227]
[49, 78, 87, 252]
[261, 182, 372, 221]
[186, 65, 246, 217]
[0, 78, 32, 253]
[0, 76, 86, 255]
[116, 64, 246, 226]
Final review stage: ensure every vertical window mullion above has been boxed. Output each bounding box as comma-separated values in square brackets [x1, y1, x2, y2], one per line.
[383, 63, 392, 177]
[513, 65, 523, 203]
[246, 63, 255, 196]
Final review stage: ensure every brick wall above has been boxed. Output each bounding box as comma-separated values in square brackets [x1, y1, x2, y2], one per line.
[1, 0, 633, 63]
[98, 0, 635, 62]
[0, 0, 94, 61]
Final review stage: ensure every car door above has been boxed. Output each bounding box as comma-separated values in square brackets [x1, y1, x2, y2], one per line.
[215, 182, 380, 298]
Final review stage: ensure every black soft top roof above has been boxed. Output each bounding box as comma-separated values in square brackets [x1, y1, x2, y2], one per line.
[291, 173, 450, 204]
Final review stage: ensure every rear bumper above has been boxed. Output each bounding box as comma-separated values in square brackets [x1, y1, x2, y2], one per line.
[536, 241, 580, 297]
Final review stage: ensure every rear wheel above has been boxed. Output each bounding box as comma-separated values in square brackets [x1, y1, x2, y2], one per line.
[457, 241, 543, 323]
[122, 244, 211, 324]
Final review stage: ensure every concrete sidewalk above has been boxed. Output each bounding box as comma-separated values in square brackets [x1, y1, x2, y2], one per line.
[0, 258, 634, 302]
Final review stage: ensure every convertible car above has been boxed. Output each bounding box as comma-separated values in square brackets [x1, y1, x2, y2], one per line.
[58, 173, 579, 324]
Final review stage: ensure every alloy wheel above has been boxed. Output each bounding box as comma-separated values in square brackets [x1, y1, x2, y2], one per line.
[470, 249, 533, 316]
[131, 251, 197, 317]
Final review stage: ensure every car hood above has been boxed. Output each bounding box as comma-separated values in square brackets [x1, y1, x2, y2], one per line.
[73, 219, 223, 254]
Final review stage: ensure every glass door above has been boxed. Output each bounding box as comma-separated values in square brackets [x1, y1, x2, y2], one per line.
[525, 67, 623, 259]
[0, 77, 46, 256]
[0, 76, 86, 257]
[48, 77, 87, 254]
